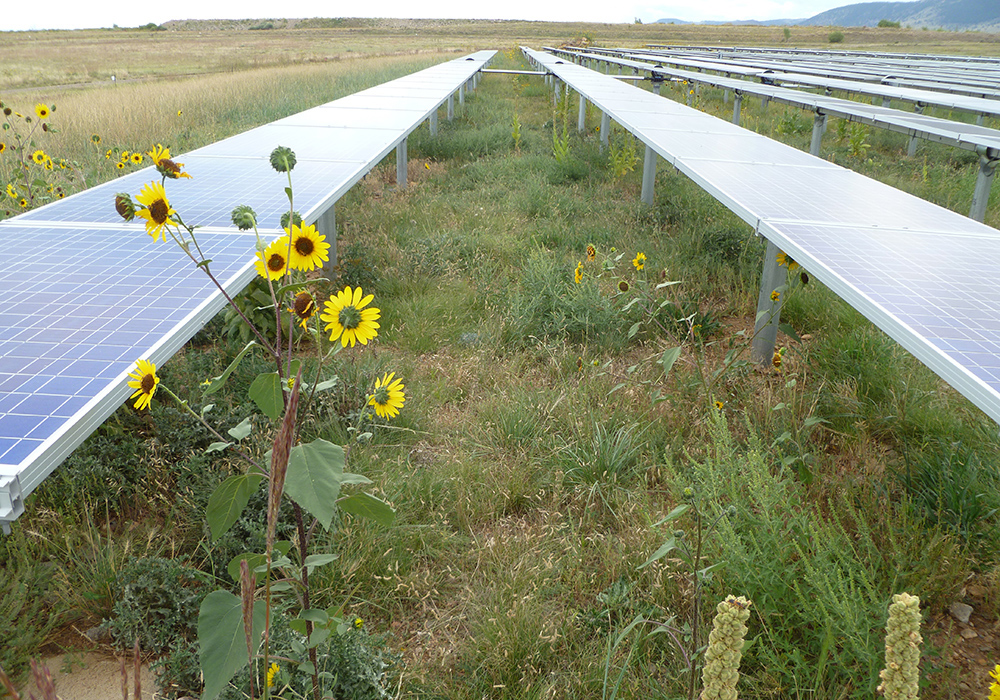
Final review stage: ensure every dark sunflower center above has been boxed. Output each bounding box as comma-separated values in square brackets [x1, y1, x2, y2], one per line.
[294, 237, 315, 257]
[149, 198, 169, 225]
[339, 305, 361, 330]
[267, 253, 285, 272]
[294, 293, 315, 318]
[140, 374, 155, 393]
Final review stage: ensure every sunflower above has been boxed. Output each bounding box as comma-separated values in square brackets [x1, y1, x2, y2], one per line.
[632, 252, 646, 271]
[618, 280, 630, 293]
[91, 134, 101, 144]
[321, 285, 380, 347]
[120, 151, 130, 162]
[776, 251, 799, 271]
[105, 149, 112, 159]
[288, 291, 317, 328]
[254, 236, 290, 280]
[31, 150, 47, 165]
[0, 142, 5, 154]
[116, 162, 125, 170]
[286, 223, 329, 271]
[131, 152, 143, 165]
[146, 144, 191, 179]
[127, 359, 159, 410]
[586, 243, 596, 261]
[18, 197, 28, 208]
[574, 261, 583, 284]
[770, 289, 780, 302]
[714, 400, 724, 410]
[34, 104, 50, 120]
[6, 183, 16, 199]
[266, 663, 279, 689]
[368, 371, 405, 419]
[135, 181, 177, 242]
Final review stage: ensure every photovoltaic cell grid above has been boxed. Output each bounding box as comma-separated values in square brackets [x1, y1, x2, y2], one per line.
[523, 47, 1000, 429]
[0, 51, 495, 529]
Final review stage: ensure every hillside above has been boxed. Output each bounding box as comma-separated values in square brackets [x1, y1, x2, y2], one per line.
[804, 0, 1000, 31]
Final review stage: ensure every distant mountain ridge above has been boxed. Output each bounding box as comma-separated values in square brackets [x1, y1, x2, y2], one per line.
[656, 0, 1000, 31]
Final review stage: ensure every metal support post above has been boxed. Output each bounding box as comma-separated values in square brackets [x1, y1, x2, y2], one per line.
[907, 133, 919, 157]
[459, 84, 465, 106]
[553, 79, 560, 106]
[687, 88, 693, 106]
[810, 113, 827, 157]
[578, 94, 587, 132]
[600, 111, 610, 151]
[882, 97, 891, 108]
[761, 95, 770, 109]
[316, 204, 338, 280]
[447, 94, 454, 120]
[977, 113, 985, 126]
[969, 154, 997, 222]
[723, 89, 730, 104]
[652, 79, 663, 96]
[396, 137, 408, 189]
[429, 110, 438, 136]
[751, 239, 786, 366]
[732, 94, 742, 126]
[641, 144, 657, 205]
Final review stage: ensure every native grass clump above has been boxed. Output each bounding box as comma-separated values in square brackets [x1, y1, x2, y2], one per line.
[5, 40, 1000, 700]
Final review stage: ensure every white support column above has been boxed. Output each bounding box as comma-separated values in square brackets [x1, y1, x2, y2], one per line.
[723, 89, 730, 104]
[907, 103, 924, 157]
[732, 94, 742, 125]
[459, 84, 465, 106]
[396, 137, 407, 189]
[577, 93, 587, 132]
[977, 113, 985, 126]
[429, 110, 438, 136]
[761, 95, 770, 109]
[447, 93, 455, 120]
[751, 239, 786, 366]
[600, 111, 610, 152]
[969, 154, 997, 223]
[882, 97, 891, 108]
[316, 205, 338, 281]
[810, 113, 827, 157]
[652, 79, 663, 96]
[641, 144, 657, 205]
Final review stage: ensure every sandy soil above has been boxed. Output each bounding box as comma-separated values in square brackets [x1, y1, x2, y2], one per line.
[19, 653, 155, 700]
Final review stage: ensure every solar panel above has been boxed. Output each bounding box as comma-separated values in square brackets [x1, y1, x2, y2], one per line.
[0, 50, 496, 530]
[523, 47, 1000, 433]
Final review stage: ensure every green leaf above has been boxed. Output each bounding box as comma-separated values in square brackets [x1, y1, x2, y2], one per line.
[338, 492, 395, 527]
[653, 503, 690, 526]
[297, 661, 316, 675]
[778, 323, 802, 343]
[314, 378, 339, 392]
[340, 472, 372, 486]
[627, 321, 641, 339]
[249, 372, 283, 421]
[659, 346, 682, 376]
[803, 416, 828, 428]
[227, 417, 253, 441]
[303, 553, 339, 572]
[201, 403, 215, 417]
[206, 441, 232, 454]
[609, 382, 627, 395]
[207, 474, 264, 541]
[284, 439, 346, 530]
[203, 341, 257, 397]
[638, 536, 678, 569]
[299, 608, 330, 625]
[198, 590, 265, 700]
[307, 627, 331, 649]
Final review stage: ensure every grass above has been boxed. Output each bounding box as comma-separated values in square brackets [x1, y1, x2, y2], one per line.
[4, 24, 1000, 700]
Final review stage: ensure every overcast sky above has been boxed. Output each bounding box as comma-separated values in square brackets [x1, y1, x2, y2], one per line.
[3, 0, 852, 32]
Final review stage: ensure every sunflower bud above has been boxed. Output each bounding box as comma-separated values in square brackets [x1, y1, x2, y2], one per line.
[279, 210, 303, 229]
[269, 146, 296, 172]
[115, 193, 135, 221]
[230, 204, 257, 231]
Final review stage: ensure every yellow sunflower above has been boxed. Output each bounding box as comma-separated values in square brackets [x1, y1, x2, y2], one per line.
[0, 142, 5, 154]
[127, 359, 159, 410]
[135, 181, 177, 242]
[105, 149, 112, 159]
[6, 183, 16, 199]
[120, 151, 130, 162]
[131, 152, 143, 165]
[286, 223, 329, 271]
[770, 290, 780, 302]
[146, 143, 191, 179]
[254, 236, 290, 280]
[574, 261, 583, 284]
[18, 197, 28, 208]
[632, 252, 646, 271]
[368, 371, 405, 419]
[116, 162, 125, 170]
[586, 243, 596, 261]
[288, 291, 317, 329]
[31, 150, 47, 165]
[321, 285, 380, 347]
[91, 134, 101, 145]
[34, 103, 50, 120]
[776, 251, 799, 271]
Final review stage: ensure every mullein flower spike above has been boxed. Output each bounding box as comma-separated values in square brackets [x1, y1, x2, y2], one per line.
[701, 596, 752, 700]
[877, 592, 921, 700]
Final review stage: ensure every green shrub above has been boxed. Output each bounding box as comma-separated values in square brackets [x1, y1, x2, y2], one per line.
[877, 19, 900, 28]
[828, 30, 845, 43]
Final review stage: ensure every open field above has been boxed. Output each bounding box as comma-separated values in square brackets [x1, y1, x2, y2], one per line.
[3, 20, 1000, 700]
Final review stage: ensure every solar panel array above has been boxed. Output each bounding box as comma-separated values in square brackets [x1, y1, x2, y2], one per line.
[523, 47, 1000, 433]
[0, 51, 495, 530]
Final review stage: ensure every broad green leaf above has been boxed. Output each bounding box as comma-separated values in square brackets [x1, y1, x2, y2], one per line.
[297, 661, 316, 675]
[198, 590, 265, 700]
[659, 346, 682, 376]
[284, 439, 346, 530]
[227, 417, 253, 441]
[307, 627, 331, 649]
[609, 382, 627, 395]
[621, 297, 641, 313]
[206, 441, 232, 454]
[299, 608, 330, 624]
[340, 472, 372, 486]
[779, 323, 802, 343]
[203, 342, 257, 397]
[655, 280, 681, 290]
[303, 553, 339, 572]
[638, 536, 677, 570]
[653, 503, 690, 526]
[627, 322, 641, 339]
[249, 372, 283, 421]
[201, 403, 215, 417]
[225, 541, 295, 581]
[338, 492, 395, 527]
[207, 474, 264, 541]
[314, 378, 339, 392]
[803, 416, 829, 428]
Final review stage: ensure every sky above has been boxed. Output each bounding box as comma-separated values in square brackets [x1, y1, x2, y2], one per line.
[2, 0, 854, 32]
